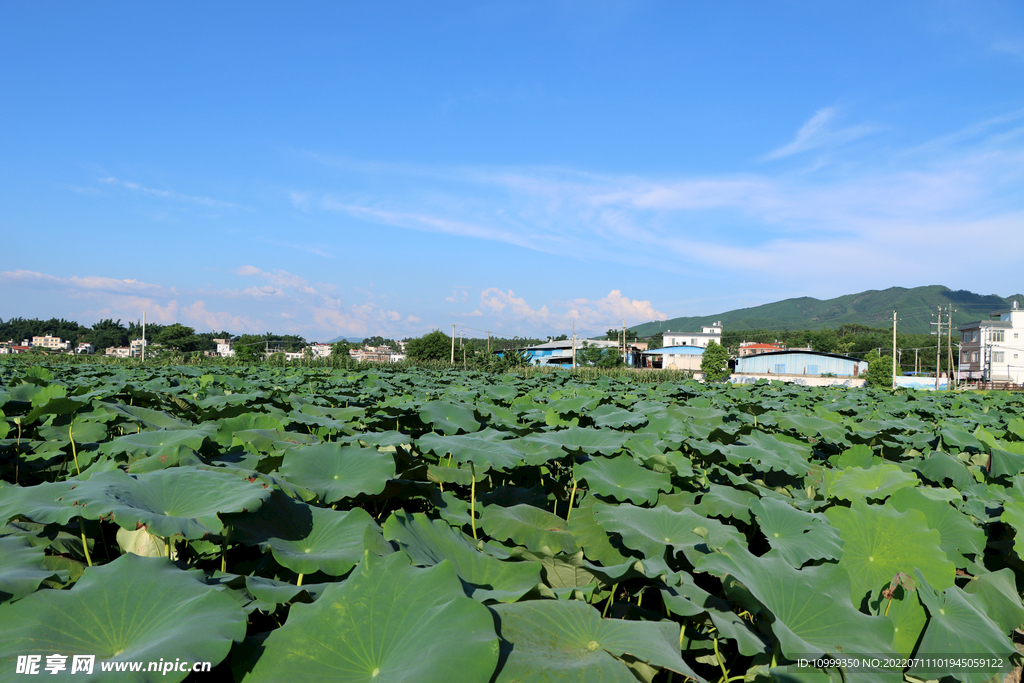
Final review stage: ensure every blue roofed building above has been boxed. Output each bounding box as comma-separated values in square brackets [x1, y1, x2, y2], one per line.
[734, 350, 867, 377]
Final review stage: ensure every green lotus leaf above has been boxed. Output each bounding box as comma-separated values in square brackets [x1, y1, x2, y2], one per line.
[882, 580, 927, 657]
[939, 427, 985, 453]
[723, 431, 811, 477]
[962, 568, 1024, 634]
[61, 467, 271, 539]
[777, 413, 848, 443]
[887, 487, 985, 566]
[990, 447, 1024, 480]
[279, 442, 395, 503]
[567, 497, 631, 567]
[211, 412, 285, 446]
[827, 463, 918, 501]
[523, 426, 630, 455]
[102, 426, 216, 462]
[588, 405, 647, 429]
[0, 536, 67, 603]
[0, 554, 245, 682]
[229, 490, 377, 576]
[480, 504, 578, 555]
[750, 497, 843, 566]
[38, 420, 107, 444]
[383, 511, 542, 603]
[908, 570, 1016, 683]
[418, 400, 481, 435]
[825, 500, 955, 606]
[914, 451, 974, 489]
[661, 574, 767, 656]
[104, 402, 191, 430]
[417, 430, 526, 472]
[245, 552, 499, 683]
[696, 541, 895, 661]
[491, 600, 703, 683]
[573, 455, 671, 505]
[593, 503, 744, 561]
[698, 484, 758, 523]
[1000, 498, 1024, 558]
[0, 481, 78, 526]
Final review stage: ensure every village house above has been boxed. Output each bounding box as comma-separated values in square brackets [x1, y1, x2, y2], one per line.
[958, 300, 1024, 384]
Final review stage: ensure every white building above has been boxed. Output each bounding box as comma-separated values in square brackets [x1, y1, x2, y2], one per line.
[958, 300, 1024, 384]
[129, 339, 147, 357]
[105, 347, 132, 358]
[75, 343, 95, 355]
[308, 343, 332, 359]
[213, 338, 235, 357]
[32, 335, 71, 351]
[664, 322, 723, 349]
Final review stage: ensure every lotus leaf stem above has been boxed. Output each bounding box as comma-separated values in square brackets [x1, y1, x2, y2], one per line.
[79, 519, 92, 567]
[602, 583, 617, 618]
[470, 462, 478, 540]
[565, 477, 578, 520]
[297, 573, 304, 587]
[713, 636, 729, 683]
[69, 420, 81, 475]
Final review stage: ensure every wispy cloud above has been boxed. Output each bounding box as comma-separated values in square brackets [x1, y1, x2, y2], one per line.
[479, 288, 666, 333]
[97, 176, 242, 209]
[761, 107, 879, 161]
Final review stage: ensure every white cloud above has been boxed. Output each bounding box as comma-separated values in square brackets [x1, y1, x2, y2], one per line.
[97, 176, 241, 209]
[1, 270, 176, 297]
[761, 107, 879, 161]
[479, 288, 665, 333]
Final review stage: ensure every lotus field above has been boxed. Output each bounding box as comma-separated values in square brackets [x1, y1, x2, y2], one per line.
[3, 362, 1024, 682]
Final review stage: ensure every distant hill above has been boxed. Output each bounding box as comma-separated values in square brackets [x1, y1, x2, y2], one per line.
[325, 336, 365, 344]
[632, 286, 1024, 337]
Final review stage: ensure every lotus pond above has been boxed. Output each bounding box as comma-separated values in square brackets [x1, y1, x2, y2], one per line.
[2, 362, 1024, 683]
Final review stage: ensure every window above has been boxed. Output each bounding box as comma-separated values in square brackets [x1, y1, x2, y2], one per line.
[1016, 333, 1019, 339]
[972, 331, 979, 342]
[962, 351, 971, 362]
[972, 351, 979, 362]
[993, 352, 1005, 363]
[992, 330, 1005, 342]
[1015, 354, 1019, 359]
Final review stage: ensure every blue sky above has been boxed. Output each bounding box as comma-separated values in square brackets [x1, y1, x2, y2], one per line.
[3, 2, 1023, 341]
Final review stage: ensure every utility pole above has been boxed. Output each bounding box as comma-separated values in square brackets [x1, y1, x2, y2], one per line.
[914, 347, 920, 375]
[142, 310, 146, 362]
[892, 310, 897, 390]
[486, 330, 490, 354]
[450, 325, 455, 365]
[947, 306, 955, 390]
[621, 319, 626, 363]
[934, 306, 942, 390]
[571, 321, 576, 369]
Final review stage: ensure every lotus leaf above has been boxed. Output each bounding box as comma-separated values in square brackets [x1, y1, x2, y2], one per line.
[573, 455, 671, 505]
[909, 570, 1016, 683]
[0, 536, 67, 603]
[825, 500, 955, 606]
[750, 497, 843, 566]
[887, 487, 985, 566]
[0, 554, 245, 682]
[229, 490, 376, 576]
[696, 541, 896, 661]
[480, 504, 578, 555]
[827, 463, 918, 501]
[245, 552, 499, 683]
[279, 442, 395, 503]
[594, 503, 744, 560]
[417, 430, 526, 472]
[523, 426, 630, 455]
[491, 600, 703, 683]
[61, 467, 271, 539]
[383, 511, 542, 603]
[418, 400, 481, 435]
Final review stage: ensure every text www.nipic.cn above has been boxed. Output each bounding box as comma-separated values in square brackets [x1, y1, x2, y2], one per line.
[16, 655, 213, 675]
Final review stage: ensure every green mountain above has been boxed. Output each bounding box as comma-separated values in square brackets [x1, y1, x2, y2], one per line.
[632, 286, 1024, 337]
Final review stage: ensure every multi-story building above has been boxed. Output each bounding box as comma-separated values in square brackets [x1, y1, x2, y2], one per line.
[75, 343, 95, 355]
[664, 322, 723, 348]
[129, 339, 147, 357]
[31, 335, 71, 351]
[213, 338, 235, 357]
[958, 300, 1023, 384]
[308, 343, 332, 359]
[105, 347, 132, 358]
